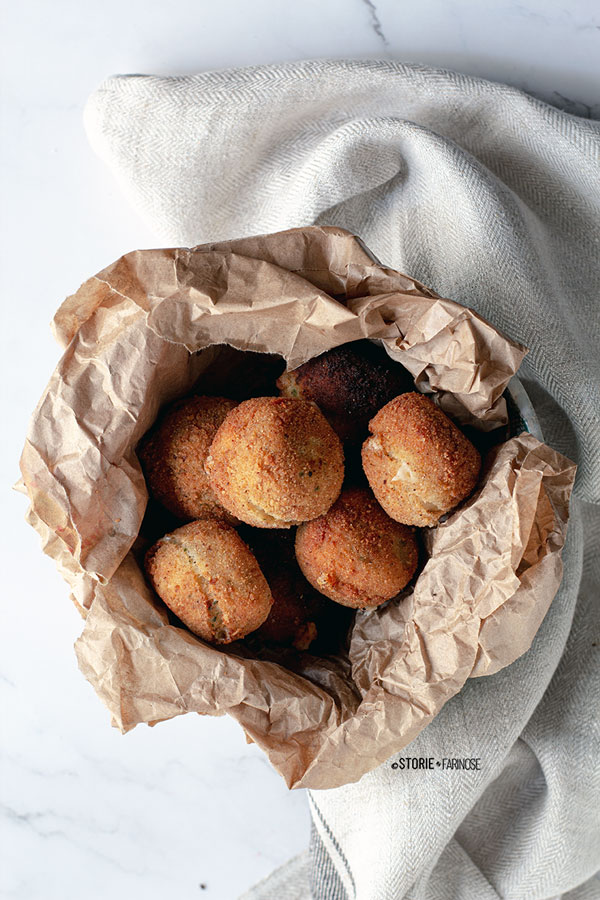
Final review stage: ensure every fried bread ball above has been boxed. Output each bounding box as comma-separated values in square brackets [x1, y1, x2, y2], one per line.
[248, 530, 326, 650]
[362, 392, 481, 527]
[138, 395, 237, 522]
[145, 519, 272, 644]
[295, 487, 418, 609]
[277, 342, 413, 444]
[205, 397, 344, 528]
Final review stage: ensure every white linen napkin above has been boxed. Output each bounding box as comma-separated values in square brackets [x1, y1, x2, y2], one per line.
[85, 61, 600, 900]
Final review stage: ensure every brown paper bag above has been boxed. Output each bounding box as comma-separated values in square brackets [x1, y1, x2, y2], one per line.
[19, 226, 575, 789]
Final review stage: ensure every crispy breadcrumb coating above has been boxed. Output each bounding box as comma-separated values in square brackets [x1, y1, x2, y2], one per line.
[205, 397, 344, 528]
[362, 392, 481, 527]
[295, 487, 418, 608]
[138, 395, 237, 522]
[145, 519, 272, 644]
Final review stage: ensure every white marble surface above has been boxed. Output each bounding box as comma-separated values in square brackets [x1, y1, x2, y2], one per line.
[2, 2, 599, 898]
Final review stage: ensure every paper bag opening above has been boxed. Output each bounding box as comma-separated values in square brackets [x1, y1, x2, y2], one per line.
[19, 226, 575, 789]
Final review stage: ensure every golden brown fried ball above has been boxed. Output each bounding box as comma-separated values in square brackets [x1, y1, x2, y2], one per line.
[295, 487, 419, 609]
[277, 342, 413, 444]
[138, 395, 237, 522]
[362, 392, 481, 527]
[247, 530, 327, 650]
[145, 519, 272, 644]
[205, 397, 344, 528]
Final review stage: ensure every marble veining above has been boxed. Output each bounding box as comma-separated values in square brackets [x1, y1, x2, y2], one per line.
[360, 0, 389, 48]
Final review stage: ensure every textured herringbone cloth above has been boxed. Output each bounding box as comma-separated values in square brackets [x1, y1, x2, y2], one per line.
[85, 62, 600, 900]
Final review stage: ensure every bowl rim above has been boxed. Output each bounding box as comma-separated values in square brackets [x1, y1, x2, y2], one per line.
[507, 376, 543, 441]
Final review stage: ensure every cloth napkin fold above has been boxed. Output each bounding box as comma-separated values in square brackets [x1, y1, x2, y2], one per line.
[85, 61, 600, 900]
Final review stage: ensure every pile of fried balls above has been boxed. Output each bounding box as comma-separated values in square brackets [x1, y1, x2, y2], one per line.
[139, 343, 481, 650]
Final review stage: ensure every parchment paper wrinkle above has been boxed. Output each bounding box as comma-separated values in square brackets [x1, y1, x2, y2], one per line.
[20, 226, 575, 789]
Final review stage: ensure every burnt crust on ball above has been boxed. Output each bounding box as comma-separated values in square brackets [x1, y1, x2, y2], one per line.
[295, 487, 419, 609]
[362, 392, 481, 527]
[277, 341, 413, 443]
[145, 519, 272, 644]
[247, 530, 326, 650]
[205, 397, 344, 528]
[138, 395, 238, 522]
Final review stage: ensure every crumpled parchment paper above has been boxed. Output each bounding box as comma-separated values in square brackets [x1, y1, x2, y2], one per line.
[19, 226, 575, 789]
